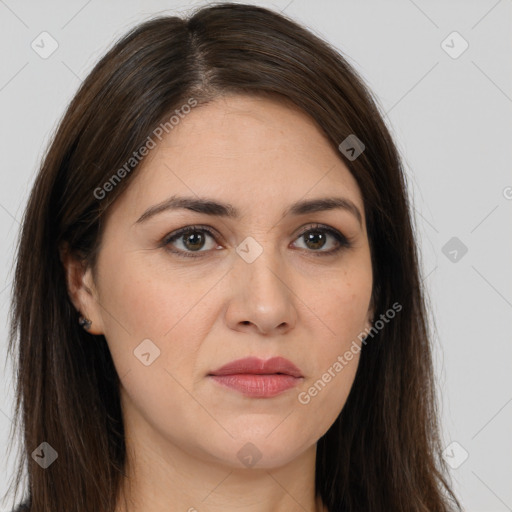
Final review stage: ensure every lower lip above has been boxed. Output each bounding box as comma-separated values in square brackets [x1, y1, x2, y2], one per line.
[209, 374, 301, 398]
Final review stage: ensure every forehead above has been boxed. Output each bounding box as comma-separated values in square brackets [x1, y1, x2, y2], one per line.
[114, 94, 365, 222]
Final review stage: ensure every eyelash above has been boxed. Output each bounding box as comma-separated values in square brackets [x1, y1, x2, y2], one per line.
[162, 224, 353, 259]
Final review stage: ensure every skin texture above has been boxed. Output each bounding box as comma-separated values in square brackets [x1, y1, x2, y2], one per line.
[63, 94, 374, 512]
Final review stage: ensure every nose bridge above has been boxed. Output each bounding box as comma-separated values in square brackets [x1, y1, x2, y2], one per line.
[228, 233, 297, 332]
[236, 233, 287, 297]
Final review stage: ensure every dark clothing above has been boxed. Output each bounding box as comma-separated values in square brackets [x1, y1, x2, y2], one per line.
[12, 502, 30, 511]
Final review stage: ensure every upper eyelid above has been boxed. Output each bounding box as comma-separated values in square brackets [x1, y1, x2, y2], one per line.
[296, 223, 337, 236]
[164, 225, 221, 243]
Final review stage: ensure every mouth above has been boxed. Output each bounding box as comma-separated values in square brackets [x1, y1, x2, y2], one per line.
[208, 356, 304, 398]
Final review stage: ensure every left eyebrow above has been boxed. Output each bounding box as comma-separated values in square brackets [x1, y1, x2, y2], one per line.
[134, 195, 363, 227]
[284, 197, 363, 227]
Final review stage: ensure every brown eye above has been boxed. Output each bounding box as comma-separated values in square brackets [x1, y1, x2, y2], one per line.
[293, 224, 352, 256]
[302, 230, 328, 250]
[164, 226, 219, 258]
[181, 231, 207, 251]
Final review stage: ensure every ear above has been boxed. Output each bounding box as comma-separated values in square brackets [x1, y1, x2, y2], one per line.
[364, 294, 375, 332]
[59, 242, 105, 335]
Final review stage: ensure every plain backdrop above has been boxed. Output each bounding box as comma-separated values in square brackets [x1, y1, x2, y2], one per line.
[0, 1, 511, 511]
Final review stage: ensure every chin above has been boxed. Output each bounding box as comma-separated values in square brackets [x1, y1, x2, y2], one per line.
[200, 429, 315, 471]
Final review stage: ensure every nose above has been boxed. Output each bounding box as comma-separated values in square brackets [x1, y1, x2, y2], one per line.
[224, 242, 298, 336]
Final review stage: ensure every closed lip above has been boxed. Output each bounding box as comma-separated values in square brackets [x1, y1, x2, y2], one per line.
[208, 356, 303, 378]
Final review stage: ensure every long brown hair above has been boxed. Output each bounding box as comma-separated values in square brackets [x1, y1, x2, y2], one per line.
[5, 3, 461, 511]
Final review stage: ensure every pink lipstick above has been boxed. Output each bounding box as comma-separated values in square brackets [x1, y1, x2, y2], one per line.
[208, 356, 303, 398]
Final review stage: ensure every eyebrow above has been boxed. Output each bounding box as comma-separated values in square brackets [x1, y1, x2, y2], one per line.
[135, 195, 363, 227]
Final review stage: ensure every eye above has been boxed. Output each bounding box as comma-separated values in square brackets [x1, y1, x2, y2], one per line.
[292, 223, 352, 256]
[163, 225, 220, 258]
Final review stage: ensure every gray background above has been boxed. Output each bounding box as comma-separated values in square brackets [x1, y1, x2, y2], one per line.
[0, 0, 511, 510]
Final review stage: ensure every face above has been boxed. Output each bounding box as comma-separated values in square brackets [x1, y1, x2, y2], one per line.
[68, 94, 373, 469]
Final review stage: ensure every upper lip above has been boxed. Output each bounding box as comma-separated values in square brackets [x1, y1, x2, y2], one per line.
[209, 356, 303, 378]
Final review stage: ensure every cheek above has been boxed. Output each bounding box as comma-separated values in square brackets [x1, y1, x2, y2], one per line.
[312, 272, 372, 346]
[95, 250, 219, 378]
[297, 283, 367, 431]
[299, 270, 370, 406]
[310, 288, 364, 392]
[97, 250, 196, 338]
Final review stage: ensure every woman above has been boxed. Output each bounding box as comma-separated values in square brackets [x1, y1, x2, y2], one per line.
[6, 3, 462, 511]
